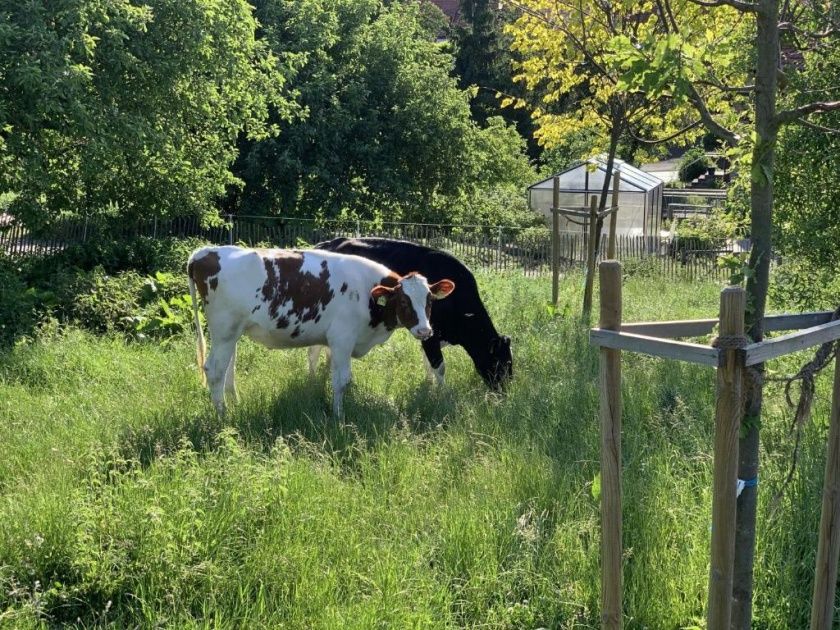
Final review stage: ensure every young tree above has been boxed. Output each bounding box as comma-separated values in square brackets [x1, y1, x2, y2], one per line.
[507, 0, 704, 318]
[510, 0, 840, 624]
[609, 2, 840, 625]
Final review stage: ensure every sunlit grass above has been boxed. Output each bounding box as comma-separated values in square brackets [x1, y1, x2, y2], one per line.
[0, 271, 833, 628]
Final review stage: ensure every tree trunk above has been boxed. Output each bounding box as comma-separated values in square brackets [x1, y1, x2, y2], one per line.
[583, 109, 622, 321]
[732, 0, 779, 626]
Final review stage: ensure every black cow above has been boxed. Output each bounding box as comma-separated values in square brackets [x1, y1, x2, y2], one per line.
[315, 237, 512, 389]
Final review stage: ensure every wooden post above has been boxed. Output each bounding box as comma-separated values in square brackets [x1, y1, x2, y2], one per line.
[582, 195, 599, 319]
[599, 260, 623, 630]
[810, 349, 840, 630]
[552, 176, 560, 305]
[707, 286, 745, 629]
[608, 170, 620, 259]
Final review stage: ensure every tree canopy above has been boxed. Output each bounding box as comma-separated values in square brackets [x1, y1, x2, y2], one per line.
[0, 0, 289, 228]
[230, 0, 534, 224]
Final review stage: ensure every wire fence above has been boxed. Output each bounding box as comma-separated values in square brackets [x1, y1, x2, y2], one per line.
[0, 214, 738, 280]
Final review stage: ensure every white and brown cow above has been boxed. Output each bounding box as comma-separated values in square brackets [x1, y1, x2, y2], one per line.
[187, 245, 455, 417]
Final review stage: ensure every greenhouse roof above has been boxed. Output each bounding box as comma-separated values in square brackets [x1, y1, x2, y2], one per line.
[528, 155, 664, 193]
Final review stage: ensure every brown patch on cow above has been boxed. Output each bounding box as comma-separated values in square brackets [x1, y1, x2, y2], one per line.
[340, 282, 348, 294]
[369, 272, 420, 331]
[188, 250, 221, 304]
[291, 326, 301, 338]
[261, 252, 335, 330]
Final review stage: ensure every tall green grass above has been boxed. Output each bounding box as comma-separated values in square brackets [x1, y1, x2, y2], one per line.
[0, 271, 834, 628]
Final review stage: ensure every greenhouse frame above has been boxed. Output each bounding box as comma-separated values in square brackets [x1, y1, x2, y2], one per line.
[528, 156, 665, 238]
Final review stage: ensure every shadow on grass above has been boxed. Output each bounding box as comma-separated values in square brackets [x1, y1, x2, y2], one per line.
[118, 372, 460, 468]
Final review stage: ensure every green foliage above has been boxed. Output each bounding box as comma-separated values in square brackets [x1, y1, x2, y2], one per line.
[677, 147, 711, 183]
[0, 255, 39, 345]
[0, 238, 202, 345]
[452, 0, 535, 152]
[232, 0, 535, 224]
[132, 273, 197, 341]
[716, 251, 751, 286]
[772, 46, 840, 273]
[71, 269, 148, 334]
[769, 260, 840, 312]
[675, 210, 738, 247]
[0, 0, 291, 228]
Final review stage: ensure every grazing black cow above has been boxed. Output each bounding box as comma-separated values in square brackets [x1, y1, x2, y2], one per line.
[315, 237, 512, 389]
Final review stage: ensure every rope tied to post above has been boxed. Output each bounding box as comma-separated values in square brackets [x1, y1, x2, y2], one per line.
[711, 334, 749, 351]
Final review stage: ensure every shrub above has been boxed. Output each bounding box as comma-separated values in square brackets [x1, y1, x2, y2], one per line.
[678, 147, 711, 184]
[0, 255, 39, 345]
[71, 269, 148, 333]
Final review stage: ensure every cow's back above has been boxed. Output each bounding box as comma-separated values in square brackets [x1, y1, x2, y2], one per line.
[314, 237, 494, 338]
[189, 245, 393, 349]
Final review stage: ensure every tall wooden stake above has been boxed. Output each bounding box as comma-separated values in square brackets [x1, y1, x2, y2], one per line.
[552, 176, 560, 305]
[608, 170, 620, 259]
[599, 260, 623, 629]
[582, 195, 599, 319]
[708, 286, 745, 629]
[810, 349, 840, 629]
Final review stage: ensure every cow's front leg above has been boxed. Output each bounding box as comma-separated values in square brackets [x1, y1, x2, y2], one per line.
[224, 344, 239, 404]
[422, 337, 445, 386]
[328, 346, 353, 419]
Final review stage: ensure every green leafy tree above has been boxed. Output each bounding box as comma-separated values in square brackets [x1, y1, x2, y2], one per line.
[231, 0, 534, 224]
[0, 0, 289, 228]
[773, 45, 840, 273]
[608, 3, 840, 624]
[507, 0, 705, 317]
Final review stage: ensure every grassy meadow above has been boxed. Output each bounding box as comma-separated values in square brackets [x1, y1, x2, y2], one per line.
[0, 271, 836, 628]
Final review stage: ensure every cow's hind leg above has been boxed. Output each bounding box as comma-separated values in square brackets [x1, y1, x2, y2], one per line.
[205, 336, 238, 416]
[422, 338, 445, 386]
[308, 346, 322, 378]
[308, 346, 332, 378]
[327, 345, 353, 419]
[224, 344, 239, 404]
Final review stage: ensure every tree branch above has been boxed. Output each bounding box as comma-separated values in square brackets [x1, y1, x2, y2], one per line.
[793, 117, 840, 134]
[697, 79, 756, 94]
[776, 100, 840, 125]
[685, 83, 741, 145]
[687, 0, 758, 12]
[627, 119, 704, 144]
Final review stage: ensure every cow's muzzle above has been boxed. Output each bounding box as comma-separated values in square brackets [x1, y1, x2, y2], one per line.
[414, 327, 433, 340]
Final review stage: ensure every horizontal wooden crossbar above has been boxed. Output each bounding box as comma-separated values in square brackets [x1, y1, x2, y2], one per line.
[591, 312, 839, 367]
[554, 205, 618, 220]
[598, 206, 619, 219]
[620, 311, 834, 339]
[744, 319, 840, 366]
[589, 329, 721, 367]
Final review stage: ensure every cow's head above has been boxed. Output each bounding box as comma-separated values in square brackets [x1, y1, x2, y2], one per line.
[371, 273, 455, 340]
[478, 335, 513, 390]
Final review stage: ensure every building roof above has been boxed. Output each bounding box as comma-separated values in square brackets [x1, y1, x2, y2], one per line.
[528, 155, 664, 193]
[426, 0, 460, 21]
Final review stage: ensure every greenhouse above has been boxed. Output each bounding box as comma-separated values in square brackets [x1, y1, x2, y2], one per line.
[528, 156, 665, 237]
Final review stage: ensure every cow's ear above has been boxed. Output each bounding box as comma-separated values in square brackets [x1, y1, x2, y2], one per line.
[371, 284, 396, 306]
[429, 279, 455, 300]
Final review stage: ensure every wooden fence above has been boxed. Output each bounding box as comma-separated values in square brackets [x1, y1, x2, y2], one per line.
[0, 215, 734, 279]
[590, 260, 840, 629]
